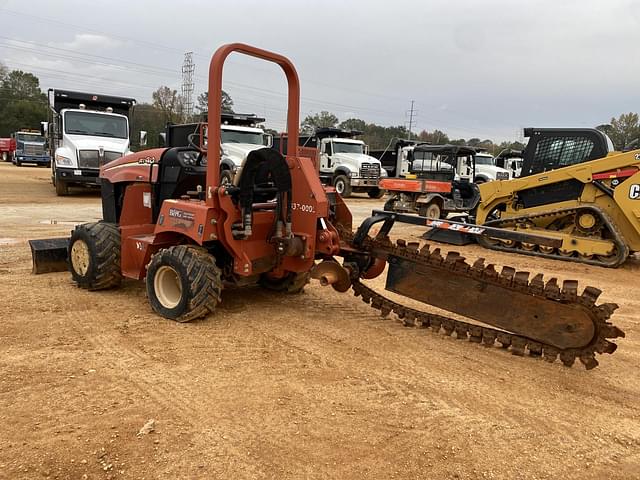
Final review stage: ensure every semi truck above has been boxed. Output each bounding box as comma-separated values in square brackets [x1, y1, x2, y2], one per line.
[11, 130, 50, 167]
[158, 113, 273, 185]
[273, 128, 386, 198]
[0, 137, 16, 162]
[43, 89, 136, 195]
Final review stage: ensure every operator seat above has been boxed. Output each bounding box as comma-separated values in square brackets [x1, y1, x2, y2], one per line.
[234, 147, 292, 205]
[154, 147, 206, 219]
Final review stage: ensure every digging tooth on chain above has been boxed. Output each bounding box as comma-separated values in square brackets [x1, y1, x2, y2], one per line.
[396, 239, 406, 248]
[499, 266, 516, 286]
[469, 325, 483, 343]
[561, 280, 579, 302]
[528, 341, 543, 357]
[481, 329, 497, 347]
[429, 248, 443, 265]
[496, 332, 511, 349]
[513, 271, 530, 290]
[544, 278, 561, 299]
[579, 352, 599, 370]
[530, 273, 545, 295]
[560, 351, 576, 367]
[454, 321, 468, 340]
[442, 319, 455, 336]
[407, 241, 420, 252]
[543, 347, 559, 363]
[417, 314, 431, 328]
[580, 286, 602, 307]
[419, 245, 431, 258]
[430, 316, 442, 331]
[510, 337, 527, 356]
[483, 264, 498, 281]
[594, 339, 617, 354]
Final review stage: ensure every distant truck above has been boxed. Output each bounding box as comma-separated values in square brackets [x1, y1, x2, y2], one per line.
[0, 137, 16, 163]
[11, 130, 50, 167]
[472, 151, 511, 183]
[273, 128, 386, 198]
[43, 89, 136, 195]
[158, 113, 273, 184]
[370, 138, 428, 178]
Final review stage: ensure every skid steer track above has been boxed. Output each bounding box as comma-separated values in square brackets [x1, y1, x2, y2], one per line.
[343, 231, 624, 369]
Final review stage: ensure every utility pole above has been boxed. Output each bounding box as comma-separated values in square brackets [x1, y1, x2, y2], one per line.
[406, 100, 415, 140]
[181, 51, 195, 122]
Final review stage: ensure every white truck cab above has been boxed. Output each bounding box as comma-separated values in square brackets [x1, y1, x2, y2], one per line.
[218, 114, 272, 184]
[471, 152, 511, 183]
[45, 89, 136, 196]
[310, 129, 385, 198]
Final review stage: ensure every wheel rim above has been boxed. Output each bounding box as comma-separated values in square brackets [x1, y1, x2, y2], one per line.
[154, 265, 183, 309]
[426, 204, 441, 218]
[221, 171, 231, 185]
[70, 239, 90, 276]
[335, 180, 344, 194]
[521, 242, 537, 251]
[539, 245, 555, 254]
[558, 249, 575, 257]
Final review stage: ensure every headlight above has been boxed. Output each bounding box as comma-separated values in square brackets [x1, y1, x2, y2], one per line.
[380, 168, 388, 177]
[55, 154, 73, 166]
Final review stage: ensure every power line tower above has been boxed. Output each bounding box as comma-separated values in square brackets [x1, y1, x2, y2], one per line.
[405, 100, 416, 140]
[181, 51, 195, 121]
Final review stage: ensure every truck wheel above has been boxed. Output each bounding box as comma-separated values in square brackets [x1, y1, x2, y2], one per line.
[55, 178, 69, 196]
[367, 187, 385, 199]
[69, 222, 122, 290]
[15, 159, 21, 167]
[474, 178, 486, 184]
[146, 245, 223, 322]
[419, 202, 442, 219]
[383, 197, 396, 212]
[334, 175, 352, 198]
[220, 169, 234, 185]
[259, 271, 310, 294]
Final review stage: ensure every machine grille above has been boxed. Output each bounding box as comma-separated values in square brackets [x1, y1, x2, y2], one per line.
[24, 144, 45, 155]
[359, 163, 381, 178]
[78, 150, 122, 169]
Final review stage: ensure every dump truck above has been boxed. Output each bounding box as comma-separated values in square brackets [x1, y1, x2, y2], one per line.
[29, 44, 623, 370]
[0, 137, 16, 162]
[275, 128, 386, 198]
[11, 130, 50, 167]
[44, 89, 136, 195]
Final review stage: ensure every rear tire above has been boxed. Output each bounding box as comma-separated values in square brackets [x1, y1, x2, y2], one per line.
[220, 169, 234, 185]
[146, 245, 223, 322]
[367, 187, 385, 199]
[55, 178, 69, 196]
[69, 222, 122, 290]
[333, 175, 352, 198]
[259, 271, 310, 294]
[419, 202, 442, 219]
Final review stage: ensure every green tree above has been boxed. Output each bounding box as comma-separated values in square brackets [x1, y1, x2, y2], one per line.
[339, 118, 367, 132]
[0, 70, 47, 137]
[300, 111, 339, 134]
[152, 86, 183, 123]
[131, 103, 166, 150]
[196, 90, 234, 114]
[599, 113, 640, 150]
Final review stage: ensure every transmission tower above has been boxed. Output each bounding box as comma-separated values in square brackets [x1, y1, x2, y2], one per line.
[405, 100, 416, 140]
[181, 51, 195, 121]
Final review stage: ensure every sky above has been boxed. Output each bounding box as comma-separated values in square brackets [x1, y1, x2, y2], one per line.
[0, 0, 638, 142]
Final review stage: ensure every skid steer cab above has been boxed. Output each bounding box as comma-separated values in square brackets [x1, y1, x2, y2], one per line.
[63, 43, 348, 322]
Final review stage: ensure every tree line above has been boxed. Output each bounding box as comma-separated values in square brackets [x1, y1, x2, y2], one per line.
[1, 63, 639, 154]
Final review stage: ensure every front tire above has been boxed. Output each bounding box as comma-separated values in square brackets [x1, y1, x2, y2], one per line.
[419, 202, 442, 219]
[220, 169, 234, 185]
[69, 222, 122, 290]
[146, 245, 223, 322]
[367, 187, 385, 199]
[333, 175, 352, 198]
[259, 271, 310, 294]
[55, 177, 69, 196]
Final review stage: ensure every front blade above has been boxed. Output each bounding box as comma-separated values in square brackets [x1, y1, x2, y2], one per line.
[29, 238, 69, 274]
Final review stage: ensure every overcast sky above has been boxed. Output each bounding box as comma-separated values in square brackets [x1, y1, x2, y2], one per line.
[1, 0, 638, 141]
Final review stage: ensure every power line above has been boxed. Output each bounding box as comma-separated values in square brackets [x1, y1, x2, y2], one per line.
[406, 100, 416, 140]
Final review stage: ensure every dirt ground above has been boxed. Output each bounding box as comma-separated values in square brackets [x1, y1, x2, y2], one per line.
[0, 161, 638, 480]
